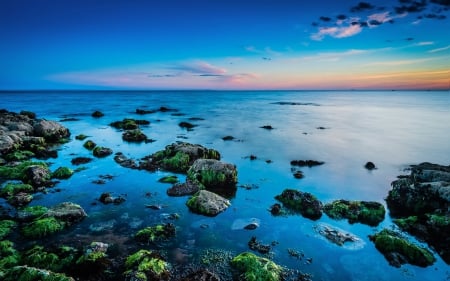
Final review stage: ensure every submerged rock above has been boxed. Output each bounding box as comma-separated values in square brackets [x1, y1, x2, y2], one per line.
[93, 146, 113, 158]
[313, 223, 365, 249]
[248, 236, 271, 254]
[323, 199, 385, 226]
[122, 129, 148, 142]
[167, 179, 200, 196]
[179, 269, 220, 281]
[135, 223, 176, 244]
[114, 152, 138, 169]
[231, 218, 261, 230]
[369, 229, 435, 267]
[275, 189, 323, 220]
[186, 190, 231, 216]
[290, 160, 325, 167]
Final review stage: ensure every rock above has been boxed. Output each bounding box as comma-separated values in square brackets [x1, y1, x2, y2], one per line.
[3, 266, 75, 281]
[232, 218, 261, 230]
[290, 160, 325, 167]
[23, 165, 51, 187]
[99, 192, 126, 204]
[0, 220, 16, 239]
[187, 158, 238, 190]
[114, 152, 138, 169]
[386, 162, 449, 263]
[91, 110, 104, 118]
[275, 189, 323, 220]
[124, 249, 170, 281]
[135, 223, 176, 243]
[139, 142, 221, 173]
[313, 223, 364, 249]
[71, 156, 93, 165]
[75, 134, 89, 140]
[167, 179, 200, 196]
[93, 146, 113, 158]
[180, 269, 220, 281]
[364, 161, 376, 170]
[293, 170, 304, 179]
[46, 202, 87, 225]
[33, 119, 70, 142]
[260, 125, 274, 130]
[248, 236, 271, 253]
[122, 129, 148, 142]
[222, 135, 235, 141]
[270, 203, 282, 215]
[323, 199, 385, 226]
[231, 252, 282, 281]
[83, 140, 96, 150]
[244, 223, 259, 230]
[186, 190, 231, 216]
[369, 229, 435, 267]
[52, 166, 74, 179]
[158, 175, 179, 184]
[179, 121, 196, 129]
[110, 118, 149, 130]
[8, 192, 33, 207]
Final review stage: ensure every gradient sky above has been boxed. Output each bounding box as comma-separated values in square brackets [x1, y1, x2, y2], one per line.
[1, 0, 449, 90]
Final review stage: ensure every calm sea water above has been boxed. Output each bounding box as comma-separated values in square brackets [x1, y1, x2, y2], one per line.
[1, 90, 449, 280]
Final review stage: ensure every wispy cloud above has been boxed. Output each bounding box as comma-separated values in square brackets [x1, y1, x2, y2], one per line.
[310, 24, 362, 40]
[428, 45, 450, 53]
[169, 61, 227, 76]
[365, 58, 434, 66]
[299, 49, 368, 61]
[245, 46, 282, 58]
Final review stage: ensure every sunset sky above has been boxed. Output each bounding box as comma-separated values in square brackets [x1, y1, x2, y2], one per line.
[1, 0, 449, 90]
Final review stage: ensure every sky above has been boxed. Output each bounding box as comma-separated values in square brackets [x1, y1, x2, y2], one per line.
[0, 0, 449, 90]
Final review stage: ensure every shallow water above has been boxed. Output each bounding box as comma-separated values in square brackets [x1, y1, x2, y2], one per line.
[1, 90, 450, 280]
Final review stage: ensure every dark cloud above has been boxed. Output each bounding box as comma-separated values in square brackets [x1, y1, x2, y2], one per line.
[312, 22, 319, 27]
[337, 14, 347, 20]
[359, 21, 369, 27]
[395, 0, 428, 14]
[424, 13, 447, 18]
[430, 0, 450, 7]
[350, 2, 376, 12]
[320, 16, 332, 22]
[148, 74, 177, 78]
[369, 19, 383, 25]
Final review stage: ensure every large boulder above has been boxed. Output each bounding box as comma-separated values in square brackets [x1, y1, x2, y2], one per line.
[23, 165, 52, 187]
[186, 190, 230, 216]
[323, 199, 385, 226]
[275, 189, 323, 220]
[187, 159, 238, 190]
[46, 202, 88, 225]
[139, 142, 221, 173]
[33, 119, 70, 142]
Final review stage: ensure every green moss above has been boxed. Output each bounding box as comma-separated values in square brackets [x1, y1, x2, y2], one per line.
[124, 249, 169, 280]
[5, 150, 35, 161]
[394, 216, 418, 230]
[22, 217, 65, 238]
[427, 214, 449, 227]
[191, 169, 226, 188]
[122, 129, 147, 142]
[135, 223, 176, 244]
[0, 183, 34, 198]
[76, 251, 107, 264]
[231, 252, 282, 281]
[158, 175, 179, 184]
[369, 229, 435, 267]
[275, 189, 323, 220]
[17, 205, 49, 221]
[0, 161, 48, 181]
[0, 240, 20, 277]
[52, 167, 74, 179]
[3, 266, 74, 281]
[75, 134, 88, 140]
[23, 245, 61, 272]
[83, 140, 96, 150]
[162, 151, 190, 172]
[0, 220, 16, 239]
[323, 200, 385, 226]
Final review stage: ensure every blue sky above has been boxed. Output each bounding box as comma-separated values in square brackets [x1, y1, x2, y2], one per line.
[0, 0, 449, 90]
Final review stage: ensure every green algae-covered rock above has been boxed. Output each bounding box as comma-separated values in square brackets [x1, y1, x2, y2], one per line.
[52, 167, 74, 179]
[0, 240, 21, 278]
[323, 199, 385, 226]
[187, 159, 238, 190]
[231, 252, 282, 281]
[186, 190, 230, 217]
[21, 217, 65, 238]
[3, 266, 75, 281]
[139, 142, 221, 173]
[16, 205, 49, 221]
[369, 229, 435, 267]
[4, 150, 35, 161]
[93, 146, 113, 158]
[0, 183, 34, 198]
[158, 175, 179, 184]
[0, 220, 16, 240]
[75, 134, 88, 140]
[122, 129, 148, 143]
[23, 245, 63, 272]
[83, 140, 96, 150]
[23, 165, 52, 187]
[0, 161, 48, 181]
[275, 189, 323, 220]
[124, 249, 170, 281]
[135, 223, 176, 244]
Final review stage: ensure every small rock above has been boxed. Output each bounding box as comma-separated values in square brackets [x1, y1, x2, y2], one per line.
[364, 161, 376, 170]
[91, 111, 104, 118]
[260, 125, 274, 130]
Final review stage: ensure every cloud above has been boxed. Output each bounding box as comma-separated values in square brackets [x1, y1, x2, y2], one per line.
[337, 14, 347, 20]
[415, 41, 434, 46]
[428, 45, 450, 53]
[311, 24, 362, 40]
[350, 2, 376, 12]
[296, 49, 368, 62]
[365, 57, 434, 66]
[319, 16, 332, 22]
[170, 61, 227, 76]
[395, 0, 428, 14]
[245, 46, 282, 57]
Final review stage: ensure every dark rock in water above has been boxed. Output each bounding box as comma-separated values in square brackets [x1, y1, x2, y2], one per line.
[139, 142, 221, 173]
[386, 162, 450, 263]
[291, 160, 325, 167]
[369, 229, 435, 267]
[271, 101, 320, 106]
[93, 146, 113, 158]
[293, 171, 304, 179]
[260, 125, 274, 130]
[248, 236, 271, 254]
[249, 154, 257, 160]
[316, 126, 327, 130]
[222, 135, 235, 141]
[314, 223, 364, 248]
[179, 121, 196, 129]
[122, 129, 147, 142]
[83, 140, 96, 150]
[323, 199, 385, 226]
[136, 108, 157, 115]
[186, 190, 231, 217]
[91, 110, 104, 118]
[270, 203, 282, 215]
[46, 201, 88, 225]
[75, 134, 88, 140]
[135, 222, 176, 243]
[180, 269, 220, 281]
[3, 266, 75, 281]
[110, 118, 149, 130]
[8, 192, 33, 207]
[33, 119, 70, 142]
[187, 159, 238, 191]
[99, 192, 126, 205]
[23, 165, 51, 187]
[364, 161, 376, 170]
[275, 189, 323, 220]
[244, 222, 259, 230]
[114, 152, 138, 169]
[20, 110, 36, 119]
[167, 179, 200, 196]
[71, 156, 93, 165]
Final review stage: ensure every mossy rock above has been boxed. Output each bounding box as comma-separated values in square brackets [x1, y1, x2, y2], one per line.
[161, 151, 191, 173]
[16, 205, 49, 221]
[186, 190, 231, 217]
[22, 245, 69, 273]
[369, 229, 435, 267]
[0, 161, 48, 181]
[75, 134, 88, 140]
[124, 249, 170, 281]
[110, 118, 150, 130]
[52, 167, 74, 179]
[122, 129, 148, 143]
[22, 217, 65, 238]
[4, 150, 35, 161]
[0, 240, 20, 274]
[231, 252, 282, 281]
[135, 223, 176, 244]
[3, 265, 75, 281]
[275, 189, 323, 220]
[323, 199, 385, 226]
[187, 159, 238, 190]
[0, 182, 34, 198]
[93, 146, 113, 158]
[83, 140, 96, 150]
[158, 175, 179, 184]
[0, 220, 16, 239]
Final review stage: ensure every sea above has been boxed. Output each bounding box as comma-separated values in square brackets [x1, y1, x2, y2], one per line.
[1, 90, 449, 280]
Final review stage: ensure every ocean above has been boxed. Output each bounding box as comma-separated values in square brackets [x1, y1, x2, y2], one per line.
[1, 90, 449, 280]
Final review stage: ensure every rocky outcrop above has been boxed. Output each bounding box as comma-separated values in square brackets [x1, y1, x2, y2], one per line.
[23, 165, 52, 187]
[275, 189, 323, 220]
[323, 199, 385, 226]
[314, 223, 364, 249]
[187, 159, 238, 190]
[186, 190, 230, 216]
[33, 119, 70, 142]
[139, 142, 221, 173]
[386, 162, 449, 263]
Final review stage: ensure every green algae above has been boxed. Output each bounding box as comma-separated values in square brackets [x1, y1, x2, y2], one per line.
[0, 161, 48, 181]
[369, 229, 435, 267]
[231, 252, 282, 281]
[0, 240, 20, 278]
[23, 245, 62, 272]
[4, 150, 35, 161]
[124, 249, 170, 281]
[83, 140, 96, 150]
[51, 167, 74, 179]
[158, 175, 179, 184]
[3, 266, 74, 281]
[135, 223, 176, 244]
[22, 217, 65, 238]
[275, 189, 323, 220]
[323, 199, 385, 226]
[0, 220, 16, 240]
[162, 151, 190, 172]
[0, 183, 34, 198]
[17, 205, 49, 221]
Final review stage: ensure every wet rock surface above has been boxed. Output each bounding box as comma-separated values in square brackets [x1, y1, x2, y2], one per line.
[275, 189, 323, 220]
[186, 190, 231, 216]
